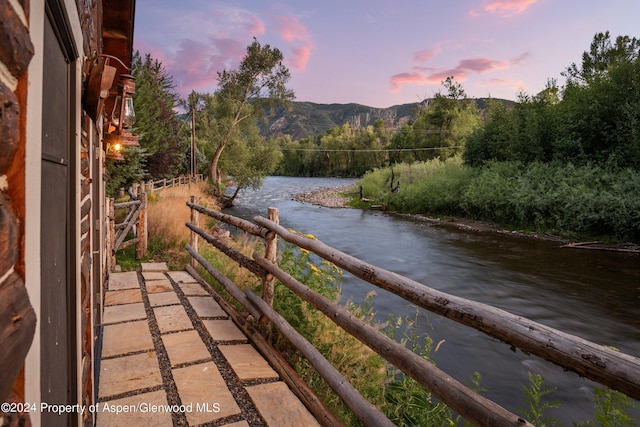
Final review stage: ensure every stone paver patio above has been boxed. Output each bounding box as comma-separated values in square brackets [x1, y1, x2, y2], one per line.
[96, 262, 320, 426]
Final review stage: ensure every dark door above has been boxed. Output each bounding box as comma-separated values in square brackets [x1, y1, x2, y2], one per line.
[41, 2, 78, 426]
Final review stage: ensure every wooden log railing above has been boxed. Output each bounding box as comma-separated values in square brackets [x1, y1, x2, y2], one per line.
[185, 201, 640, 427]
[106, 193, 147, 270]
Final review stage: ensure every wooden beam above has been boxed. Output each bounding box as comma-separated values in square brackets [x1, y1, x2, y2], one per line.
[253, 254, 532, 427]
[245, 289, 396, 427]
[253, 216, 640, 401]
[186, 201, 272, 239]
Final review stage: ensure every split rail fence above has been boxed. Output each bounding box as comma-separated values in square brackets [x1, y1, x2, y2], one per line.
[148, 173, 204, 192]
[185, 199, 640, 427]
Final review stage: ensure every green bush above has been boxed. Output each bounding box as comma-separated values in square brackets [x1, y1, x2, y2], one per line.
[357, 158, 640, 242]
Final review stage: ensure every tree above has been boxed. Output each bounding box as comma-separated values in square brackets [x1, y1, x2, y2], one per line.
[563, 31, 640, 85]
[390, 77, 480, 163]
[207, 38, 294, 194]
[222, 129, 282, 205]
[106, 52, 186, 196]
[132, 52, 186, 178]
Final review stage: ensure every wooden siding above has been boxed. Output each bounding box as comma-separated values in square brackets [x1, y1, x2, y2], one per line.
[0, 0, 36, 426]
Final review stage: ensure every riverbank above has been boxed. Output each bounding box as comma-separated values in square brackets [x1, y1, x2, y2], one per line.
[293, 183, 561, 240]
[294, 184, 640, 252]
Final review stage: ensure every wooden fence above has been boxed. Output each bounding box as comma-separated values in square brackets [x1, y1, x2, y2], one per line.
[147, 174, 204, 192]
[106, 194, 147, 271]
[185, 201, 640, 427]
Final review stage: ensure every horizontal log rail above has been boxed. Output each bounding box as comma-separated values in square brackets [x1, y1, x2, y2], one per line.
[186, 201, 640, 426]
[253, 215, 640, 402]
[252, 254, 530, 426]
[148, 174, 204, 192]
[245, 288, 396, 427]
[187, 201, 272, 239]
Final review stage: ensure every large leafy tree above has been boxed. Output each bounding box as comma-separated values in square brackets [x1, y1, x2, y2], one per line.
[207, 38, 294, 194]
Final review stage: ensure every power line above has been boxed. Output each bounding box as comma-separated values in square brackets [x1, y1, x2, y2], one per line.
[279, 146, 463, 153]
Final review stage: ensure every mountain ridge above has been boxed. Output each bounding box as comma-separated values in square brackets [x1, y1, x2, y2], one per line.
[259, 98, 513, 140]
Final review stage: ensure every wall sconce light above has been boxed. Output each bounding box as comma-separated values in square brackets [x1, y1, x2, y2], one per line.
[104, 73, 139, 158]
[82, 56, 117, 122]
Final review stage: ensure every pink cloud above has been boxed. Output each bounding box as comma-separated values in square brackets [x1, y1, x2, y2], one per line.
[390, 72, 432, 92]
[290, 45, 313, 71]
[483, 0, 539, 16]
[413, 47, 440, 62]
[390, 53, 530, 92]
[275, 15, 310, 42]
[167, 36, 247, 96]
[273, 15, 315, 72]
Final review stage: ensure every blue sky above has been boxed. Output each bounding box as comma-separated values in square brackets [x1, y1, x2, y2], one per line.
[134, 0, 640, 108]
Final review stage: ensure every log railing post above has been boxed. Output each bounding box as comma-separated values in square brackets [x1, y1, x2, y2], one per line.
[190, 195, 199, 268]
[107, 197, 116, 272]
[136, 193, 148, 259]
[262, 207, 279, 306]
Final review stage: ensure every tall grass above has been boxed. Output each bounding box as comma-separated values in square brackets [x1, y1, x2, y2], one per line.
[145, 181, 218, 268]
[358, 159, 640, 242]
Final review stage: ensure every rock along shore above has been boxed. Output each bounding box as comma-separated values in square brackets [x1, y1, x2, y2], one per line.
[293, 184, 356, 208]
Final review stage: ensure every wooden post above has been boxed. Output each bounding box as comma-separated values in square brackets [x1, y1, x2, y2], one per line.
[136, 193, 147, 259]
[262, 207, 278, 306]
[107, 197, 116, 271]
[190, 195, 198, 268]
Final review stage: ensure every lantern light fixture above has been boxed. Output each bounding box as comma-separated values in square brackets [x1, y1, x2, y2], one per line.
[104, 73, 139, 158]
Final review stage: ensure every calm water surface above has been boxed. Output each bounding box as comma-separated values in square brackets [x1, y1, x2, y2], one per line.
[225, 176, 640, 425]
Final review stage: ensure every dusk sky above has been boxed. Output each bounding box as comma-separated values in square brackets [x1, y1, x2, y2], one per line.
[134, 0, 640, 108]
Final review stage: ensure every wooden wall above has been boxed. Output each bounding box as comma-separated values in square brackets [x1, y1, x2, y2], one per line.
[0, 0, 38, 425]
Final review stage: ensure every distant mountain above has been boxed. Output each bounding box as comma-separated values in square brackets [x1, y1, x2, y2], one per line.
[259, 99, 514, 140]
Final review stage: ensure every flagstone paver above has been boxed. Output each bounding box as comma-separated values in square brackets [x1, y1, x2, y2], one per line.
[218, 344, 279, 381]
[154, 305, 193, 333]
[104, 288, 143, 306]
[98, 351, 163, 398]
[188, 296, 227, 318]
[99, 267, 321, 426]
[246, 382, 321, 427]
[202, 319, 248, 342]
[96, 390, 172, 427]
[162, 330, 211, 367]
[172, 362, 242, 425]
[140, 262, 168, 272]
[103, 302, 147, 324]
[167, 271, 198, 283]
[147, 291, 180, 307]
[178, 282, 210, 296]
[145, 280, 173, 293]
[108, 271, 140, 290]
[102, 320, 154, 357]
[142, 271, 166, 281]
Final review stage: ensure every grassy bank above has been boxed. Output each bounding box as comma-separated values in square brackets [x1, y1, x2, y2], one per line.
[357, 157, 640, 243]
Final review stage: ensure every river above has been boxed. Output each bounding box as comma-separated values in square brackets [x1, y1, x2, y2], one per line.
[224, 176, 640, 425]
